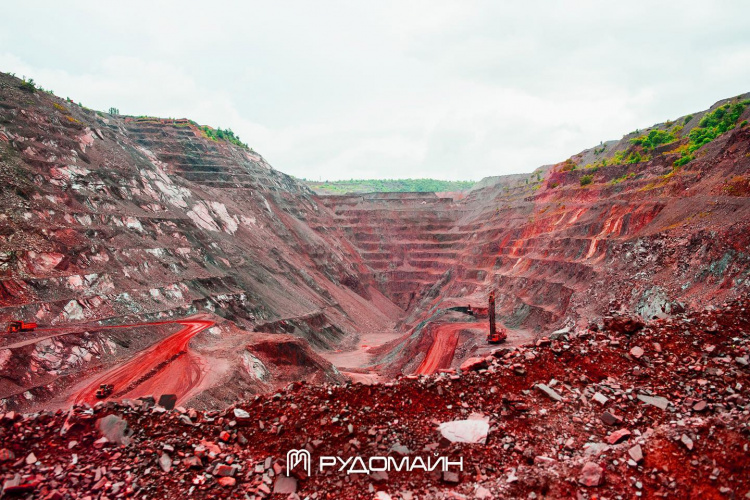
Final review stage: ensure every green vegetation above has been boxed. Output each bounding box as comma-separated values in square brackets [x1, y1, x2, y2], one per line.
[683, 114, 693, 125]
[671, 100, 749, 166]
[304, 178, 475, 194]
[674, 154, 693, 167]
[613, 150, 628, 164]
[559, 158, 578, 171]
[687, 101, 749, 152]
[19, 78, 36, 93]
[612, 149, 649, 165]
[108, 107, 120, 115]
[580, 174, 593, 186]
[610, 172, 636, 185]
[581, 158, 607, 171]
[628, 151, 648, 164]
[630, 129, 676, 150]
[200, 126, 249, 149]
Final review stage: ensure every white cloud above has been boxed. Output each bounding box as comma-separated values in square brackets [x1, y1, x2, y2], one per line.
[1, 1, 748, 181]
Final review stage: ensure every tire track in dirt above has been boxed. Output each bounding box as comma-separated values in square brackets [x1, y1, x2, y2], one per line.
[69, 317, 214, 406]
[414, 323, 471, 374]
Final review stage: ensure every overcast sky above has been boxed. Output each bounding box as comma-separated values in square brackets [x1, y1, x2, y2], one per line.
[2, 1, 749, 181]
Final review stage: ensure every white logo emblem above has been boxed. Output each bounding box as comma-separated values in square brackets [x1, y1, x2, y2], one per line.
[286, 449, 311, 477]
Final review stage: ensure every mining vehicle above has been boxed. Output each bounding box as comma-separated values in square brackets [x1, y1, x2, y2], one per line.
[95, 384, 114, 399]
[486, 291, 507, 344]
[5, 321, 38, 333]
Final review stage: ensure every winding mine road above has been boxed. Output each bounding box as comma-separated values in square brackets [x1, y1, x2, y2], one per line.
[69, 317, 214, 406]
[415, 322, 486, 375]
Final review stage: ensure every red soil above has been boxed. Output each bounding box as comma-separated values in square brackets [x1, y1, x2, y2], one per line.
[415, 322, 480, 375]
[2, 298, 749, 498]
[69, 318, 214, 406]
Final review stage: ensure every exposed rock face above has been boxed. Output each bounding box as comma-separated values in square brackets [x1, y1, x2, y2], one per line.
[322, 95, 750, 373]
[1, 70, 750, 410]
[323, 141, 750, 337]
[0, 72, 396, 410]
[0, 74, 388, 332]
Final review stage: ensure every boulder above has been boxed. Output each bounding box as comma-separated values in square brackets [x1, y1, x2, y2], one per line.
[96, 415, 132, 446]
[233, 408, 250, 419]
[579, 462, 603, 487]
[218, 477, 236, 487]
[158, 394, 177, 410]
[606, 429, 631, 444]
[681, 434, 694, 451]
[158, 453, 172, 473]
[592, 392, 609, 405]
[600, 411, 622, 426]
[137, 396, 155, 409]
[460, 357, 489, 372]
[637, 394, 670, 410]
[603, 316, 644, 335]
[536, 384, 563, 401]
[214, 464, 235, 477]
[183, 456, 202, 469]
[628, 445, 643, 463]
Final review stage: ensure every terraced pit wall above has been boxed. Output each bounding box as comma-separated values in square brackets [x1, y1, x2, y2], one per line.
[0, 72, 397, 346]
[319, 122, 750, 341]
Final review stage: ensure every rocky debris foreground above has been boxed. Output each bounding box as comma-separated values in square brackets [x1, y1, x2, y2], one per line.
[1, 298, 750, 499]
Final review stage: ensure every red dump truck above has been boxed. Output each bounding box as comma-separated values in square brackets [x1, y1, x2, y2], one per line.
[5, 321, 38, 333]
[95, 384, 114, 399]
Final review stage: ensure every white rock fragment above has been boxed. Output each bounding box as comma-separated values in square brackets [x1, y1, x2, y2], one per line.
[233, 408, 250, 419]
[159, 453, 172, 472]
[637, 394, 670, 410]
[593, 392, 609, 405]
[438, 416, 490, 444]
[536, 383, 563, 401]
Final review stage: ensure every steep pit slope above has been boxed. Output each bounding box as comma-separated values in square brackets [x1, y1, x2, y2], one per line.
[0, 72, 399, 411]
[321, 94, 750, 375]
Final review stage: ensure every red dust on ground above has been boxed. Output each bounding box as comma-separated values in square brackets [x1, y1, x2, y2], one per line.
[2, 298, 749, 498]
[69, 317, 215, 407]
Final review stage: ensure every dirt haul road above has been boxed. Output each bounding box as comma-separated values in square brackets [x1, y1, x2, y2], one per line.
[415, 322, 486, 375]
[69, 317, 214, 407]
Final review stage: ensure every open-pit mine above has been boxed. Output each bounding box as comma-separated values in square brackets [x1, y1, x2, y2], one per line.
[1, 71, 749, 498]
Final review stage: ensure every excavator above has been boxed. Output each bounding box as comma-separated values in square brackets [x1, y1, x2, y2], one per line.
[5, 320, 38, 334]
[486, 291, 507, 344]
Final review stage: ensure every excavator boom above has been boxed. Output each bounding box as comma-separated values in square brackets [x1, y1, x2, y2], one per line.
[486, 291, 507, 344]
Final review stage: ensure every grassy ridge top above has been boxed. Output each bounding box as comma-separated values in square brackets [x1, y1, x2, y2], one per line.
[302, 178, 475, 194]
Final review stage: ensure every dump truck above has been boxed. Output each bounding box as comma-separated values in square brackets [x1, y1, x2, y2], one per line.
[95, 384, 114, 399]
[5, 321, 38, 333]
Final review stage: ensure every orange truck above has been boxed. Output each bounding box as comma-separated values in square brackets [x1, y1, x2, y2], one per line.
[5, 321, 38, 333]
